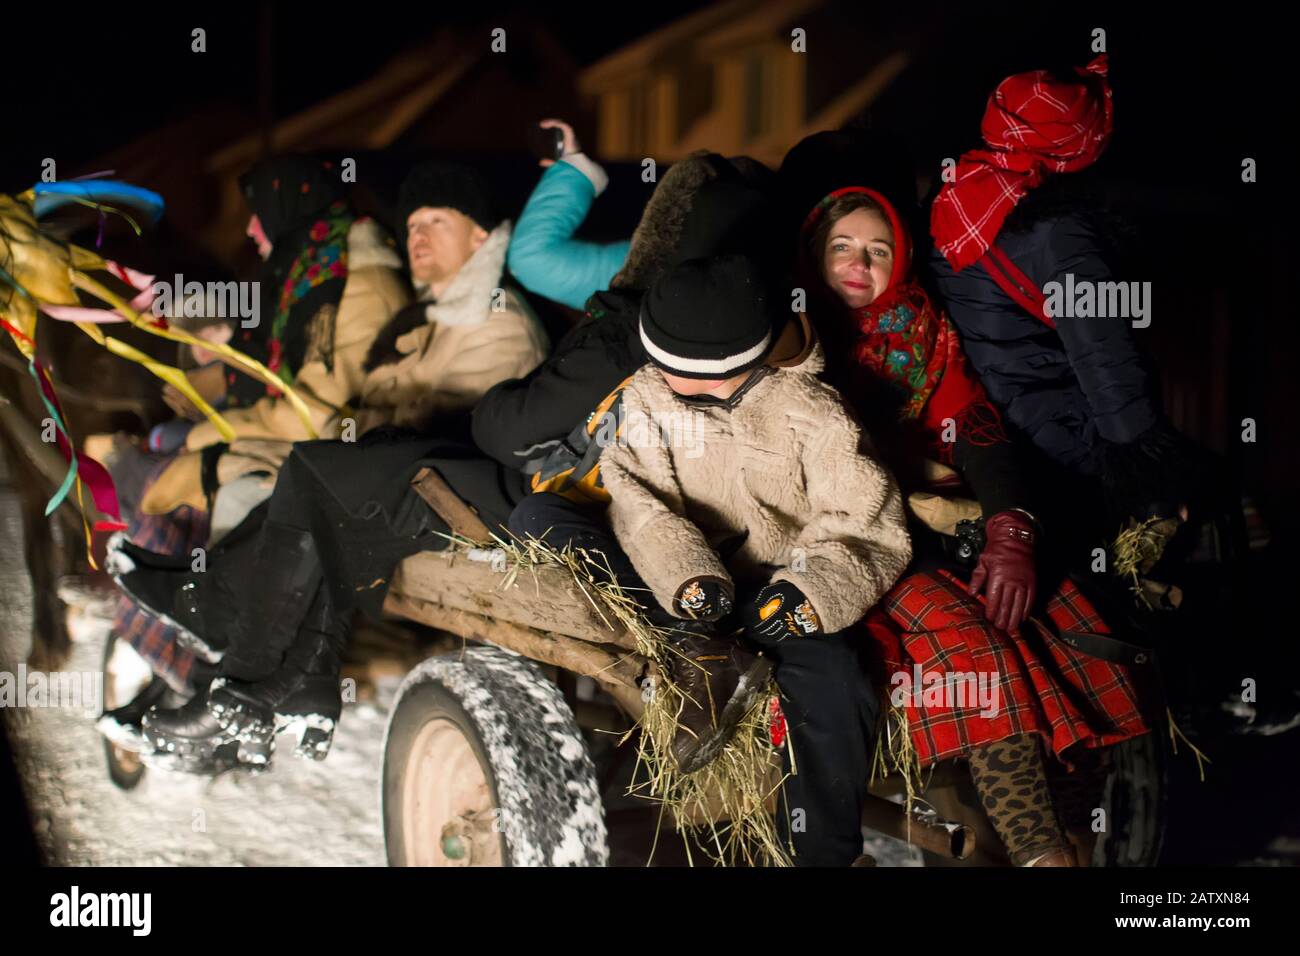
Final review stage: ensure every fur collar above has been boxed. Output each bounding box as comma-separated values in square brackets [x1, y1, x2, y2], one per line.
[347, 217, 403, 271]
[412, 220, 512, 326]
[363, 221, 512, 372]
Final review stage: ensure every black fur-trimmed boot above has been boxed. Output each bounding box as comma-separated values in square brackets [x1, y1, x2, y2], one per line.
[144, 583, 348, 769]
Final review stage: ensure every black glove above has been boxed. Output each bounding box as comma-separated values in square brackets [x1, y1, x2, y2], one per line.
[743, 581, 824, 639]
[675, 578, 734, 621]
[1099, 420, 1218, 523]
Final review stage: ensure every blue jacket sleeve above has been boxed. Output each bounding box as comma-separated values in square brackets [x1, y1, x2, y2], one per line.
[506, 160, 631, 311]
[1035, 216, 1157, 444]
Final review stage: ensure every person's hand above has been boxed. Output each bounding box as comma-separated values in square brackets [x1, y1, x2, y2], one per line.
[162, 383, 202, 421]
[969, 510, 1037, 634]
[675, 578, 733, 621]
[537, 119, 580, 168]
[162, 363, 228, 421]
[743, 581, 824, 639]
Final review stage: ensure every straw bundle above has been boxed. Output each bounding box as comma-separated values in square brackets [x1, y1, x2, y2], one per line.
[461, 530, 795, 867]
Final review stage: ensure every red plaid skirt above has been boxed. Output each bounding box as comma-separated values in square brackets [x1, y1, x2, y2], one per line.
[862, 569, 1151, 766]
[113, 458, 208, 692]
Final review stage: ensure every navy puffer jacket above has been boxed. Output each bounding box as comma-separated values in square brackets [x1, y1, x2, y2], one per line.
[927, 209, 1156, 475]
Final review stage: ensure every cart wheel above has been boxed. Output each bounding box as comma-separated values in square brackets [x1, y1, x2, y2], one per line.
[1092, 732, 1167, 866]
[382, 646, 608, 866]
[101, 630, 150, 791]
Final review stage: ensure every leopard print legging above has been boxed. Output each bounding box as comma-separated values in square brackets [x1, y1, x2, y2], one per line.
[967, 733, 1071, 865]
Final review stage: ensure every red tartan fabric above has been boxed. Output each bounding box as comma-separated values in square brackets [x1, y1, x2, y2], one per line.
[113, 457, 209, 692]
[931, 54, 1114, 272]
[862, 568, 1150, 767]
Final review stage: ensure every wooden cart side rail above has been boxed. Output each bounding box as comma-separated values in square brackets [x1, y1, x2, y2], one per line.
[390, 550, 640, 651]
[410, 467, 494, 543]
[383, 590, 647, 720]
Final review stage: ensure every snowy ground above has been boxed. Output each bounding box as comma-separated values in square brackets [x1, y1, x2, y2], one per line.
[0, 455, 394, 866]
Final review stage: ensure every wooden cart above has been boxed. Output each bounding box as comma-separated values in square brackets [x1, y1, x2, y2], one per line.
[372, 469, 1167, 867]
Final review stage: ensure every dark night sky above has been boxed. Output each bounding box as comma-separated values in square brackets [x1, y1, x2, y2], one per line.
[3, 1, 1295, 222]
[3, 2, 705, 190]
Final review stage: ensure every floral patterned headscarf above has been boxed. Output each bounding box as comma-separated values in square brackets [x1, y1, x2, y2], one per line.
[240, 157, 354, 385]
[801, 186, 1005, 460]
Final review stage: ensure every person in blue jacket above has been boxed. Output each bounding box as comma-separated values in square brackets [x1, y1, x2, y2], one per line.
[507, 120, 630, 310]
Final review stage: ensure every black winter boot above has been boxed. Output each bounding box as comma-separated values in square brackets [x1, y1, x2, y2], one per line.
[208, 585, 348, 765]
[144, 584, 349, 769]
[105, 517, 267, 663]
[97, 658, 218, 757]
[139, 691, 243, 774]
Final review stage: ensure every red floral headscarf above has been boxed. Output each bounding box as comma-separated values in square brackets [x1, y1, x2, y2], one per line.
[931, 54, 1114, 272]
[802, 187, 1006, 461]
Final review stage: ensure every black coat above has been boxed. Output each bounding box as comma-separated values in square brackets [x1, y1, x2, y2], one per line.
[470, 289, 646, 471]
[927, 210, 1157, 475]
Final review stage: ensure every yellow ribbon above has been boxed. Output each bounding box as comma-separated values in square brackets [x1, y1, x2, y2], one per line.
[68, 270, 319, 440]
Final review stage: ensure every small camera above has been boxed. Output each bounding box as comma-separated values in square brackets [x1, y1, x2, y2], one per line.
[953, 518, 987, 565]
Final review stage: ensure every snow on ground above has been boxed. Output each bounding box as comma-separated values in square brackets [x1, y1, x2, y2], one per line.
[1, 462, 393, 866]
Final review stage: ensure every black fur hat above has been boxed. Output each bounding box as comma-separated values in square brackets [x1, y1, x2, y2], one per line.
[397, 162, 501, 232]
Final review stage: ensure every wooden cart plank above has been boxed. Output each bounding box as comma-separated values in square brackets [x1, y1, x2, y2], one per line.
[388, 550, 639, 651]
[384, 590, 646, 719]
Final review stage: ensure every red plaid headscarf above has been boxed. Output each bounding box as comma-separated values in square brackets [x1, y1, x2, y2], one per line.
[931, 54, 1114, 272]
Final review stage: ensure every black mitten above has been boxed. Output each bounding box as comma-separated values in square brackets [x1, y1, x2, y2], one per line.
[743, 581, 824, 639]
[675, 578, 734, 621]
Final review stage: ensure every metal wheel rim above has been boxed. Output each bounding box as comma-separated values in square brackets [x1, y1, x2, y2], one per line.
[401, 717, 502, 866]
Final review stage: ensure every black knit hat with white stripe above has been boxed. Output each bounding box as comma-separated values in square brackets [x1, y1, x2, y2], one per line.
[640, 255, 780, 380]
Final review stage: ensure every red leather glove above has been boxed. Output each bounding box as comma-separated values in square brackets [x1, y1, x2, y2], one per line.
[969, 510, 1037, 635]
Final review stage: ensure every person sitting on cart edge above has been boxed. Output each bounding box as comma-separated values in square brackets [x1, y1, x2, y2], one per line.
[508, 254, 912, 867]
[104, 162, 548, 772]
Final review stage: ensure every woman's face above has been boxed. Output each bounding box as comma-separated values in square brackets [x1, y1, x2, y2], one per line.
[246, 214, 272, 260]
[821, 207, 894, 309]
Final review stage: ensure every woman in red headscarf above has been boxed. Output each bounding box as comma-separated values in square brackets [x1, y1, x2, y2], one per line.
[788, 162, 1152, 866]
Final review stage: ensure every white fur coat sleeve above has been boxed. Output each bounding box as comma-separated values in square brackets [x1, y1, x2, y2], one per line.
[601, 390, 731, 617]
[771, 399, 912, 633]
